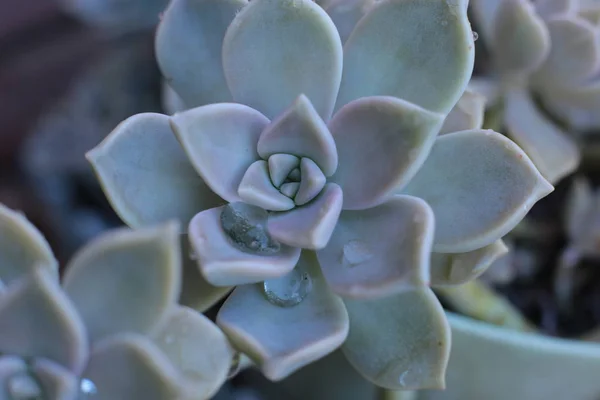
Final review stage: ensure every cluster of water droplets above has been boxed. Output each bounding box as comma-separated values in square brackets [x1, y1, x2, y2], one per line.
[220, 203, 281, 254]
[263, 264, 313, 308]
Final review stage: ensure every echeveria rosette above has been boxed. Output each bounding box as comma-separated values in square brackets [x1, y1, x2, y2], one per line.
[86, 0, 553, 390]
[471, 0, 600, 184]
[0, 204, 233, 400]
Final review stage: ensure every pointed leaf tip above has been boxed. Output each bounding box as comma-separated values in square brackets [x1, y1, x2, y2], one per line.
[402, 129, 553, 253]
[88, 113, 223, 229]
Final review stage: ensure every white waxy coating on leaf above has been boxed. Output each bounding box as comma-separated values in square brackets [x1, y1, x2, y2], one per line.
[329, 96, 444, 210]
[430, 240, 509, 286]
[504, 88, 580, 184]
[87, 113, 223, 229]
[533, 16, 600, 86]
[257, 94, 338, 176]
[84, 334, 181, 400]
[402, 129, 553, 253]
[188, 206, 301, 286]
[216, 251, 349, 381]
[335, 0, 474, 114]
[170, 103, 270, 204]
[238, 161, 296, 211]
[342, 287, 450, 390]
[222, 0, 343, 120]
[155, 0, 247, 108]
[0, 204, 57, 286]
[0, 270, 88, 374]
[62, 222, 181, 345]
[150, 306, 235, 400]
[492, 0, 550, 76]
[268, 183, 344, 250]
[420, 313, 600, 400]
[317, 195, 434, 299]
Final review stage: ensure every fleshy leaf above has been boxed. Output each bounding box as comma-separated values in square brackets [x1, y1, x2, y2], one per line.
[217, 251, 349, 381]
[151, 306, 234, 400]
[430, 240, 509, 286]
[279, 351, 378, 400]
[342, 287, 450, 390]
[535, 0, 576, 18]
[0, 356, 29, 398]
[324, 0, 375, 43]
[565, 179, 595, 242]
[155, 0, 247, 107]
[62, 222, 181, 344]
[32, 359, 78, 400]
[0, 204, 57, 285]
[281, 182, 301, 198]
[317, 195, 434, 299]
[188, 206, 301, 286]
[504, 88, 579, 184]
[439, 89, 486, 135]
[402, 129, 553, 253]
[295, 158, 327, 206]
[87, 113, 223, 228]
[222, 0, 343, 120]
[534, 17, 600, 85]
[0, 270, 88, 374]
[470, 0, 502, 41]
[335, 0, 474, 114]
[422, 313, 600, 400]
[257, 94, 338, 176]
[179, 235, 232, 313]
[84, 334, 180, 400]
[268, 183, 343, 250]
[492, 0, 550, 76]
[328, 96, 444, 210]
[238, 161, 296, 211]
[170, 103, 270, 203]
[268, 154, 300, 188]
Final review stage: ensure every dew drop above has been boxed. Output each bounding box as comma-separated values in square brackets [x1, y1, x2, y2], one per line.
[79, 378, 97, 399]
[472, 31, 479, 41]
[399, 371, 409, 387]
[227, 352, 241, 379]
[6, 372, 42, 400]
[220, 203, 280, 254]
[263, 266, 312, 307]
[342, 240, 373, 267]
[440, 19, 448, 26]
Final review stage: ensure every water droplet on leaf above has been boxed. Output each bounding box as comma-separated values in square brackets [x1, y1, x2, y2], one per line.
[79, 379, 97, 399]
[399, 371, 409, 387]
[6, 372, 42, 400]
[342, 240, 373, 266]
[220, 203, 280, 254]
[472, 31, 479, 41]
[263, 266, 312, 307]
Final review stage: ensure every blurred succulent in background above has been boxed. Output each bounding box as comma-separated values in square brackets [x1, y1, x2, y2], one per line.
[87, 0, 553, 391]
[0, 204, 233, 400]
[58, 0, 168, 33]
[471, 0, 600, 184]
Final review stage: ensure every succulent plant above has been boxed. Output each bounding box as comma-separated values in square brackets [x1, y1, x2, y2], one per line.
[87, 0, 553, 391]
[0, 204, 233, 400]
[471, 0, 600, 184]
[58, 0, 169, 32]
